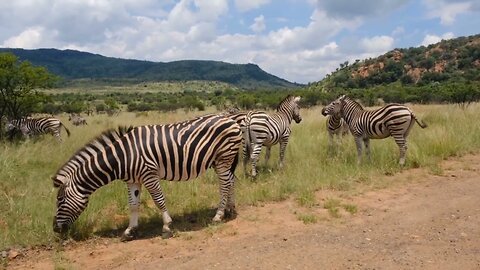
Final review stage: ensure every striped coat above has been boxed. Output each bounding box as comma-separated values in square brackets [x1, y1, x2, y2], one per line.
[6, 117, 70, 142]
[321, 95, 427, 165]
[52, 115, 242, 240]
[325, 112, 349, 149]
[243, 95, 302, 177]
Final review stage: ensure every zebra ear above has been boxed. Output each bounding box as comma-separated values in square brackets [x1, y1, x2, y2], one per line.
[293, 96, 301, 103]
[52, 176, 66, 188]
[339, 95, 346, 101]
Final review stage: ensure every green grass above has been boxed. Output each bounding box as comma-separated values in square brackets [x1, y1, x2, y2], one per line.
[1, 103, 480, 250]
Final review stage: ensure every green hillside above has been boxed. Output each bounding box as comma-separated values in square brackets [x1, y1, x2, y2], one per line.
[312, 34, 480, 90]
[0, 48, 301, 90]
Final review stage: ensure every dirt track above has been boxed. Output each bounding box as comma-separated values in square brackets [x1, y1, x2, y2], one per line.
[9, 154, 480, 269]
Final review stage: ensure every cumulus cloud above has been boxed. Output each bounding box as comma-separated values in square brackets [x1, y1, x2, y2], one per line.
[360, 35, 395, 53]
[234, 0, 270, 12]
[420, 32, 455, 46]
[423, 0, 480, 25]
[250, 15, 266, 33]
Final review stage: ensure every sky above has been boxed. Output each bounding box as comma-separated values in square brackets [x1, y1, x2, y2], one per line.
[1, 0, 479, 84]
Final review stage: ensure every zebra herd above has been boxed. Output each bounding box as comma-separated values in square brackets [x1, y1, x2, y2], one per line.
[5, 94, 426, 241]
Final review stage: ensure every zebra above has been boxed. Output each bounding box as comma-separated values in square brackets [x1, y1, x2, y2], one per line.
[243, 95, 302, 177]
[321, 95, 427, 165]
[68, 113, 88, 126]
[325, 112, 350, 151]
[52, 114, 242, 241]
[6, 117, 71, 142]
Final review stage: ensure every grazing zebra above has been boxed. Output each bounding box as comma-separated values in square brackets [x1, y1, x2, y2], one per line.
[6, 117, 71, 142]
[326, 112, 350, 150]
[244, 95, 302, 177]
[321, 95, 427, 165]
[52, 115, 242, 241]
[68, 113, 88, 126]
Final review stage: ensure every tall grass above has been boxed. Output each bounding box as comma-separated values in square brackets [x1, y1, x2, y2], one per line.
[1, 103, 480, 250]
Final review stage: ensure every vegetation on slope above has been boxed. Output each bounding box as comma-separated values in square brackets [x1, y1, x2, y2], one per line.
[310, 34, 480, 90]
[0, 48, 300, 89]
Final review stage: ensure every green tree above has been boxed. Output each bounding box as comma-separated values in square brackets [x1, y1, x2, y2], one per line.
[0, 53, 57, 137]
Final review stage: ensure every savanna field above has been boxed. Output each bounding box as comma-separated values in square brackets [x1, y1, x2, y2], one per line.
[2, 103, 480, 251]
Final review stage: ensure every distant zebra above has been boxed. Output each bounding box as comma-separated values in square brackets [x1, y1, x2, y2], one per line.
[52, 115, 242, 241]
[6, 117, 71, 142]
[326, 112, 350, 150]
[321, 95, 427, 165]
[244, 95, 302, 177]
[68, 113, 87, 126]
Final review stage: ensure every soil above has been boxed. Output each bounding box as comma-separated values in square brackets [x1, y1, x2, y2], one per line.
[7, 154, 480, 269]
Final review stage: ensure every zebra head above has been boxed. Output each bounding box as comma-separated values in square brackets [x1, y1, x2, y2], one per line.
[292, 97, 302, 123]
[279, 95, 302, 123]
[5, 120, 17, 132]
[321, 95, 346, 116]
[52, 176, 88, 234]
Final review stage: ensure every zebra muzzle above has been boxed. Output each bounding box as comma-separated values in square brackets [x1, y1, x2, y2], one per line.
[52, 216, 69, 234]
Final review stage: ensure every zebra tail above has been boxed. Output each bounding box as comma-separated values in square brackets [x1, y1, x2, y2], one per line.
[413, 113, 427, 129]
[244, 117, 253, 160]
[230, 150, 239, 174]
[62, 122, 71, 136]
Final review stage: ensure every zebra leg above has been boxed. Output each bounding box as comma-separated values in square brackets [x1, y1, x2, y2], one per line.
[121, 183, 142, 241]
[212, 163, 235, 222]
[250, 144, 263, 178]
[279, 138, 288, 168]
[264, 146, 271, 169]
[393, 135, 407, 166]
[354, 137, 363, 164]
[143, 179, 173, 239]
[242, 143, 250, 176]
[363, 138, 371, 162]
[225, 174, 237, 219]
[53, 131, 62, 142]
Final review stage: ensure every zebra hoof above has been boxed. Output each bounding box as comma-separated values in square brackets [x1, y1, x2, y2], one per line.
[161, 231, 173, 239]
[121, 229, 137, 242]
[224, 208, 237, 219]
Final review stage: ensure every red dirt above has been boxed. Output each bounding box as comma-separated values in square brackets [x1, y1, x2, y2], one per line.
[8, 154, 480, 269]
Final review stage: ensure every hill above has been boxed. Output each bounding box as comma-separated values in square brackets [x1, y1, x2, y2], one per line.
[0, 48, 300, 90]
[313, 34, 480, 89]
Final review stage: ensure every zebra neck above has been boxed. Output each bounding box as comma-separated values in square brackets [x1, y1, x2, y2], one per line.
[341, 102, 363, 126]
[275, 107, 293, 123]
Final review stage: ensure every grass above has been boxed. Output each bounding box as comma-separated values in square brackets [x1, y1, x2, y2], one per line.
[2, 103, 480, 250]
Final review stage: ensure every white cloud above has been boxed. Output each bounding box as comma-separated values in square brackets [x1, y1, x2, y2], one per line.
[360, 35, 395, 53]
[420, 32, 455, 46]
[250, 15, 266, 33]
[2, 27, 49, 48]
[234, 0, 270, 12]
[423, 0, 473, 25]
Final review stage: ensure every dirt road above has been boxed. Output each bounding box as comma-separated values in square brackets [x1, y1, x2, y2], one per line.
[9, 154, 480, 269]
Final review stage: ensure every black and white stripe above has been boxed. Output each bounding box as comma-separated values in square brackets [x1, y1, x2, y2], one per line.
[243, 95, 302, 177]
[6, 117, 71, 142]
[325, 112, 349, 150]
[52, 114, 242, 240]
[321, 95, 427, 165]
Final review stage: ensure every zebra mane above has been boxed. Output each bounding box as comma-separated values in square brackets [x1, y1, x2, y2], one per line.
[52, 125, 134, 187]
[343, 95, 364, 110]
[276, 95, 299, 111]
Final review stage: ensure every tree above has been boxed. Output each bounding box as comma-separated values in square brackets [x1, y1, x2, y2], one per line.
[0, 53, 57, 138]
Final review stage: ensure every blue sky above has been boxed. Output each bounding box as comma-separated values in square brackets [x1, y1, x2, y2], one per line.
[0, 0, 479, 84]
